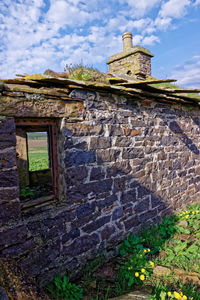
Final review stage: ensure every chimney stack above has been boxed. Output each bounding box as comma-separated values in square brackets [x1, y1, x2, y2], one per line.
[107, 32, 154, 79]
[122, 32, 133, 51]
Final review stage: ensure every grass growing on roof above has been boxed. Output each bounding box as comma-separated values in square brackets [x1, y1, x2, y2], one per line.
[65, 63, 109, 83]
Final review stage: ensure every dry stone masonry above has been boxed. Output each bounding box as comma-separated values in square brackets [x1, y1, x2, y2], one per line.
[0, 33, 200, 286]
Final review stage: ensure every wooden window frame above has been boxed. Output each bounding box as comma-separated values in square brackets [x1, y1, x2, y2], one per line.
[15, 119, 59, 208]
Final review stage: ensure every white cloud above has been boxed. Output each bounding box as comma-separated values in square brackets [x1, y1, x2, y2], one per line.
[154, 17, 172, 30]
[0, 0, 199, 79]
[159, 0, 191, 19]
[120, 0, 161, 17]
[142, 35, 160, 46]
[172, 56, 200, 88]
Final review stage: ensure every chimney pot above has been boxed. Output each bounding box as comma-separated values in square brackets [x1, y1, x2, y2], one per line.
[122, 32, 133, 51]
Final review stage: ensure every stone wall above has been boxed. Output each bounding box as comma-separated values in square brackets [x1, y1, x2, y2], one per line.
[0, 89, 200, 285]
[108, 52, 151, 78]
[0, 117, 20, 226]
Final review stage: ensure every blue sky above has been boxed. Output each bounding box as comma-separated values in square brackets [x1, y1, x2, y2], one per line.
[0, 0, 199, 88]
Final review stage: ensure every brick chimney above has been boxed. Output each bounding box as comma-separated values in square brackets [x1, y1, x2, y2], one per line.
[107, 32, 154, 80]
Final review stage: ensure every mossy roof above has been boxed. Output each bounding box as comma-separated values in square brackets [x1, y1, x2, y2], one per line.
[1, 73, 200, 106]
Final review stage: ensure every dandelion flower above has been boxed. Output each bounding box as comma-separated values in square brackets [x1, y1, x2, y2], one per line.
[141, 268, 145, 273]
[196, 210, 199, 213]
[139, 254, 143, 257]
[143, 249, 147, 253]
[186, 210, 189, 213]
[140, 274, 145, 281]
[174, 291, 181, 299]
[168, 291, 172, 296]
[192, 211, 195, 214]
[183, 296, 187, 300]
[148, 248, 150, 252]
[185, 215, 189, 219]
[150, 261, 154, 267]
[135, 272, 139, 277]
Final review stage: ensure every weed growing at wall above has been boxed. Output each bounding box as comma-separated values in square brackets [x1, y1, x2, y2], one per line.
[45, 275, 83, 300]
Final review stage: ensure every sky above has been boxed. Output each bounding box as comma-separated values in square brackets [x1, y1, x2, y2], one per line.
[0, 0, 200, 88]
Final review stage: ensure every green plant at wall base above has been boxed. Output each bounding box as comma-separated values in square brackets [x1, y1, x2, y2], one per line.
[118, 248, 154, 288]
[45, 274, 83, 300]
[119, 233, 144, 256]
[141, 216, 178, 254]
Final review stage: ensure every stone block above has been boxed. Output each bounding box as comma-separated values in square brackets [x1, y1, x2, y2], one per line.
[122, 148, 144, 159]
[0, 200, 20, 225]
[137, 186, 150, 199]
[63, 233, 100, 256]
[66, 123, 103, 136]
[123, 128, 141, 137]
[112, 207, 124, 220]
[139, 209, 158, 223]
[96, 194, 118, 209]
[121, 189, 136, 204]
[97, 149, 120, 163]
[101, 225, 116, 240]
[113, 176, 128, 192]
[0, 170, 19, 188]
[62, 229, 80, 243]
[0, 151, 16, 169]
[0, 226, 29, 250]
[107, 161, 131, 178]
[76, 202, 96, 219]
[65, 150, 96, 167]
[82, 216, 111, 233]
[134, 198, 150, 214]
[124, 216, 140, 231]
[65, 166, 88, 186]
[90, 167, 105, 181]
[115, 137, 132, 147]
[108, 125, 124, 136]
[90, 137, 111, 150]
[0, 188, 19, 203]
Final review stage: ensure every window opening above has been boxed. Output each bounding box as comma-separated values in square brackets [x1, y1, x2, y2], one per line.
[15, 120, 58, 205]
[27, 131, 49, 171]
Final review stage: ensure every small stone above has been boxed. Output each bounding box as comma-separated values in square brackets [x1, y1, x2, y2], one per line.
[108, 291, 150, 299]
[97, 265, 115, 279]
[88, 281, 97, 289]
[153, 266, 171, 277]
[178, 220, 188, 228]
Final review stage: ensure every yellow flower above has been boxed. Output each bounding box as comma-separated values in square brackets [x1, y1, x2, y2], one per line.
[128, 267, 131, 270]
[143, 249, 147, 253]
[185, 215, 189, 219]
[196, 210, 199, 213]
[139, 254, 143, 257]
[168, 291, 172, 296]
[174, 291, 181, 299]
[141, 268, 145, 273]
[183, 296, 187, 300]
[150, 261, 154, 267]
[140, 274, 145, 281]
[148, 248, 151, 252]
[186, 210, 189, 213]
[135, 272, 139, 277]
[192, 211, 195, 214]
[179, 213, 183, 217]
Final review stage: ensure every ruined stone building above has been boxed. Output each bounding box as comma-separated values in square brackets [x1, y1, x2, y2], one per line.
[0, 32, 200, 285]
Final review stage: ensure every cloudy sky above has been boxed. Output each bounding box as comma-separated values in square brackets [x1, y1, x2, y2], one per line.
[0, 0, 200, 88]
